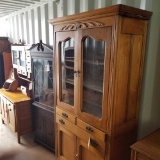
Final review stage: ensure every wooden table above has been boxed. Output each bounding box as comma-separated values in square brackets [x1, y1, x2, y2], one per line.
[131, 129, 160, 160]
[0, 88, 32, 143]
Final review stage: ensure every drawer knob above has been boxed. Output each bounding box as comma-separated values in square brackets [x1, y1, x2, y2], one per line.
[86, 126, 93, 133]
[59, 119, 65, 125]
[62, 113, 68, 118]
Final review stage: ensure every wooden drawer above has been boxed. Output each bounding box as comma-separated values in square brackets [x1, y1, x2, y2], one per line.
[56, 107, 76, 124]
[77, 118, 106, 142]
[56, 114, 106, 154]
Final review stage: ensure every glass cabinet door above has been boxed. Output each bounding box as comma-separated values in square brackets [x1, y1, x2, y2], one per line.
[12, 50, 18, 68]
[56, 32, 76, 113]
[78, 27, 112, 130]
[82, 37, 105, 118]
[33, 58, 54, 109]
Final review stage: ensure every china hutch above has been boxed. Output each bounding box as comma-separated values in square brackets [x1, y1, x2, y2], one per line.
[0, 37, 11, 88]
[30, 42, 55, 151]
[49, 4, 152, 160]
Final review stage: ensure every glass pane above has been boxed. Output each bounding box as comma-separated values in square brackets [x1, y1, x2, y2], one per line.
[60, 38, 75, 106]
[82, 37, 105, 118]
[33, 59, 54, 107]
[12, 50, 18, 65]
[19, 51, 25, 67]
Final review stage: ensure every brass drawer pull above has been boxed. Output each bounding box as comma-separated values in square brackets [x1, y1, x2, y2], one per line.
[59, 119, 65, 125]
[86, 126, 93, 133]
[88, 138, 98, 147]
[62, 112, 68, 118]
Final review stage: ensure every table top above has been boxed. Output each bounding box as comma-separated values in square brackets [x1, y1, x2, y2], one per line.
[131, 129, 160, 160]
[0, 88, 31, 103]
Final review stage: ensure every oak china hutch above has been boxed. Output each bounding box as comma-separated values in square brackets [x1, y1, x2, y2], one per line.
[30, 42, 55, 151]
[49, 4, 152, 160]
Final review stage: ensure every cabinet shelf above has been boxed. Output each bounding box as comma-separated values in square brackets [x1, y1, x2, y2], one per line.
[65, 59, 74, 62]
[83, 60, 104, 66]
[83, 82, 103, 93]
[64, 65, 74, 70]
[65, 78, 74, 85]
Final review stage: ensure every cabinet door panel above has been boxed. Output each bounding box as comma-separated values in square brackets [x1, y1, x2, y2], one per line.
[57, 125, 76, 160]
[34, 113, 44, 141]
[46, 117, 54, 148]
[1, 96, 8, 124]
[77, 138, 104, 160]
[77, 27, 112, 131]
[56, 31, 77, 114]
[7, 101, 15, 131]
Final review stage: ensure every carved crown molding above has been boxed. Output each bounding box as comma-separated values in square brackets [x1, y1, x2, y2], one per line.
[60, 21, 104, 31]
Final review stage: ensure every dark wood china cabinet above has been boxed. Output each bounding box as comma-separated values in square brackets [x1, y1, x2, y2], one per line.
[49, 4, 152, 160]
[30, 42, 55, 151]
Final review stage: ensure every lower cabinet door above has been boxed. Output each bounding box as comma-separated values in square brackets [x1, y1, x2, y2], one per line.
[46, 117, 55, 148]
[35, 113, 44, 141]
[1, 96, 8, 124]
[77, 138, 105, 160]
[58, 125, 76, 160]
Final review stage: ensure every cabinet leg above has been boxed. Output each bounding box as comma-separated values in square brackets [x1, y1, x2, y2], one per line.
[17, 133, 20, 144]
[2, 119, 4, 124]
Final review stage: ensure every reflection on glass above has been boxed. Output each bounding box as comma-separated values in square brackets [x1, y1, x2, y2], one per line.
[33, 59, 54, 107]
[82, 37, 105, 118]
[12, 50, 18, 65]
[60, 38, 75, 106]
[19, 51, 25, 67]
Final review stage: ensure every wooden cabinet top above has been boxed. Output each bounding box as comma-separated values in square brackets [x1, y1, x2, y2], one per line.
[131, 129, 160, 160]
[49, 4, 152, 25]
[0, 88, 31, 103]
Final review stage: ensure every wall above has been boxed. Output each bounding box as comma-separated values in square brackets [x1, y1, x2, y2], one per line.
[1, 0, 160, 139]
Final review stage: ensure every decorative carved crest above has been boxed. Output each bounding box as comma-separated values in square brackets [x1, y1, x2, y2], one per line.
[60, 21, 104, 31]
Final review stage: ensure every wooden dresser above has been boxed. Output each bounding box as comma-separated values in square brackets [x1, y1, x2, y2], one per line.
[0, 88, 32, 143]
[131, 129, 160, 160]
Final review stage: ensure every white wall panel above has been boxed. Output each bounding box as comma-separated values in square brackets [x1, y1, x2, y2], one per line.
[34, 7, 41, 44]
[40, 4, 49, 44]
[23, 12, 29, 44]
[28, 9, 35, 44]
[18, 14, 24, 43]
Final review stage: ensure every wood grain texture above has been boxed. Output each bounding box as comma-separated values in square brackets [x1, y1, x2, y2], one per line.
[131, 129, 160, 160]
[51, 4, 152, 160]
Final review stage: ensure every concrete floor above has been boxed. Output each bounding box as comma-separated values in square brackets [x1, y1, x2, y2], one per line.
[0, 114, 56, 160]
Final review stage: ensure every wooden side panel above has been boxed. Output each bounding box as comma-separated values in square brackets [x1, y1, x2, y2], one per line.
[16, 101, 32, 134]
[114, 17, 147, 131]
[121, 17, 146, 35]
[114, 33, 131, 126]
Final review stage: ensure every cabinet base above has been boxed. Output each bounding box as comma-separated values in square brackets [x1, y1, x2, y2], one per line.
[34, 137, 55, 152]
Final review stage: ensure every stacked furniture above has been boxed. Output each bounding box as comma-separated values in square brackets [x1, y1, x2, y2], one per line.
[49, 4, 152, 160]
[0, 44, 33, 143]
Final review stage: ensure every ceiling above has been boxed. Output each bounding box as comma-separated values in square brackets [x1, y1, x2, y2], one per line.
[0, 0, 53, 18]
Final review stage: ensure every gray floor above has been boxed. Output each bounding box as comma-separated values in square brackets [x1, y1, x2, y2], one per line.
[0, 114, 56, 160]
